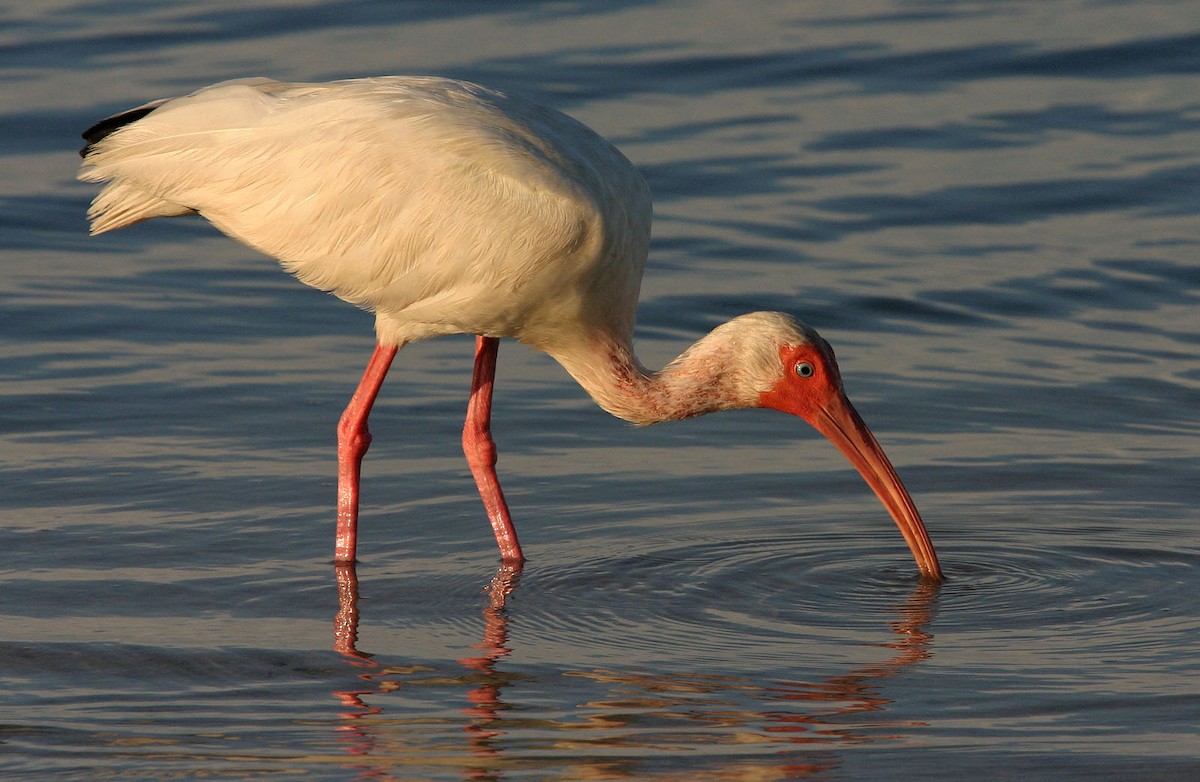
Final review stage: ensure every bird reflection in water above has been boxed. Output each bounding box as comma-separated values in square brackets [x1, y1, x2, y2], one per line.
[327, 566, 938, 779]
[330, 562, 520, 771]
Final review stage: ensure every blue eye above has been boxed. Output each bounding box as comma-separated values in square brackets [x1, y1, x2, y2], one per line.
[795, 362, 814, 378]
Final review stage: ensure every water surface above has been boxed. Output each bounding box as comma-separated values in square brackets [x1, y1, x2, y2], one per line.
[2, 1, 1199, 779]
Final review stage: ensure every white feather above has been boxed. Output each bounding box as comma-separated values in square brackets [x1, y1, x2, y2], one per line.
[79, 76, 650, 350]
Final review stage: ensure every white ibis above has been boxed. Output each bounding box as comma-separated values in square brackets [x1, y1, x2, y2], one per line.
[78, 76, 942, 580]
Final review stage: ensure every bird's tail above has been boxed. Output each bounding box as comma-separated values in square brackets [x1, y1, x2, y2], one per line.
[79, 100, 168, 158]
[77, 98, 195, 235]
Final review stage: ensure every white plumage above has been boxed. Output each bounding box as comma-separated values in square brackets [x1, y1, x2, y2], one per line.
[79, 76, 941, 580]
[81, 77, 646, 352]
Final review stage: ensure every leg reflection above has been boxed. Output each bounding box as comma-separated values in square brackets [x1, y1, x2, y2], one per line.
[330, 561, 523, 771]
[458, 562, 522, 755]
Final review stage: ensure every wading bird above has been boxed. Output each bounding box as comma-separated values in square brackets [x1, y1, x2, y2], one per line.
[78, 76, 942, 580]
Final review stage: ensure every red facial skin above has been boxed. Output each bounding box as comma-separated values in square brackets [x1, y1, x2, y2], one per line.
[759, 343, 943, 581]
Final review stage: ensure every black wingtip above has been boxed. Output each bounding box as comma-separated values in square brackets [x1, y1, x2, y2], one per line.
[79, 105, 159, 158]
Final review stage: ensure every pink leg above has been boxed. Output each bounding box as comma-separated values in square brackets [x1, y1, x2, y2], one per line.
[463, 336, 524, 563]
[335, 343, 398, 563]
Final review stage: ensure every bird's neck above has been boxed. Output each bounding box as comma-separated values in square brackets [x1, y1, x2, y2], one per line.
[548, 333, 753, 426]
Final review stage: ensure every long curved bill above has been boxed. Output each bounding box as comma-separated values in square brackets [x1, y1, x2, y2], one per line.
[811, 392, 943, 581]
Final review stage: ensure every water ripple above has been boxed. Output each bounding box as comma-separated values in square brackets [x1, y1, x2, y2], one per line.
[507, 533, 938, 670]
[497, 528, 1200, 673]
[940, 542, 1200, 634]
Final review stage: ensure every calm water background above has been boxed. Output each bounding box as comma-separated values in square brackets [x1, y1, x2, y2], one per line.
[2, 1, 1199, 779]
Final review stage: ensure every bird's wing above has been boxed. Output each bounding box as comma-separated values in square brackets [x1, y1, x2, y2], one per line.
[79, 77, 649, 344]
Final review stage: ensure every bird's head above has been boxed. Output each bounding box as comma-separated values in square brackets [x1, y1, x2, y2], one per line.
[734, 312, 943, 581]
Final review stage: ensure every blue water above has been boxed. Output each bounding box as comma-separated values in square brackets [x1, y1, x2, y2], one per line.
[3, 1, 1199, 779]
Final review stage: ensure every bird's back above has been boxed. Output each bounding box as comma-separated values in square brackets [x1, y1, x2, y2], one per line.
[79, 77, 652, 349]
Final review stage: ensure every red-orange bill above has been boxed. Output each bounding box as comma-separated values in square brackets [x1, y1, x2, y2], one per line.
[810, 392, 943, 581]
